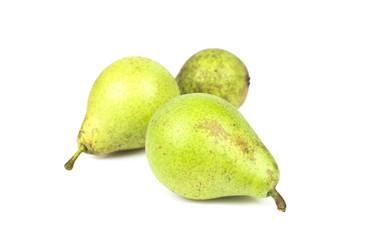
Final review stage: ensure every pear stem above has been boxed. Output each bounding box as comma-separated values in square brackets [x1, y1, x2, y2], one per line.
[268, 188, 286, 212]
[64, 145, 85, 171]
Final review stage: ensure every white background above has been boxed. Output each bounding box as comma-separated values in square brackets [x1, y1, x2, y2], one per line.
[1, 0, 383, 239]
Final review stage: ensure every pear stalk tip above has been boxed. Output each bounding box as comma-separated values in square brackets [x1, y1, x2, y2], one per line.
[64, 145, 85, 171]
[268, 188, 286, 212]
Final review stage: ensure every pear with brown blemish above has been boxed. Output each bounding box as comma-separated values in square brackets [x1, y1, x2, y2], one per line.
[65, 57, 180, 170]
[176, 48, 250, 108]
[145, 93, 286, 211]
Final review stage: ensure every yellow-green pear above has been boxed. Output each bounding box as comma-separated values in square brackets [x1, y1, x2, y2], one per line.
[65, 57, 180, 170]
[145, 93, 286, 211]
[176, 48, 250, 108]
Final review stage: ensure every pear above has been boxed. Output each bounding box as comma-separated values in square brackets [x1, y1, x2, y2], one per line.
[175, 48, 250, 108]
[65, 57, 180, 170]
[145, 93, 286, 211]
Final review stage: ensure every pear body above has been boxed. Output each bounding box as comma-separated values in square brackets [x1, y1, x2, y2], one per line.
[146, 94, 285, 210]
[176, 48, 250, 108]
[79, 57, 180, 154]
[65, 57, 180, 170]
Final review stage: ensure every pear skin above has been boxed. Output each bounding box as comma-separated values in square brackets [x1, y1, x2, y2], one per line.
[145, 93, 285, 211]
[65, 57, 180, 170]
[176, 48, 250, 108]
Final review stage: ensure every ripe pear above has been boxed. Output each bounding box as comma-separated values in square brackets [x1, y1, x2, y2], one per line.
[145, 93, 286, 211]
[65, 57, 180, 170]
[175, 48, 250, 108]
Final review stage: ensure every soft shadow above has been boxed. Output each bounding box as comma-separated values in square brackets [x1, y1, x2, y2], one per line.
[173, 194, 267, 205]
[93, 148, 146, 160]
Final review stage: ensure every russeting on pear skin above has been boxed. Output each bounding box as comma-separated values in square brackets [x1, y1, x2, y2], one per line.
[175, 48, 250, 108]
[65, 57, 180, 170]
[145, 93, 286, 211]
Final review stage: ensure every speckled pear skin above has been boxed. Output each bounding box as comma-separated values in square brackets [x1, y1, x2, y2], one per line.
[146, 94, 285, 210]
[65, 57, 180, 170]
[79, 57, 180, 154]
[176, 48, 250, 108]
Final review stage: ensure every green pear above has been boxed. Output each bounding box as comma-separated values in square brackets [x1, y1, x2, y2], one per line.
[175, 48, 250, 108]
[145, 93, 286, 211]
[65, 57, 180, 170]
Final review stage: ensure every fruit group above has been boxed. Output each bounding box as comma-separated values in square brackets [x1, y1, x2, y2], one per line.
[65, 57, 180, 170]
[176, 48, 250, 108]
[145, 93, 286, 211]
